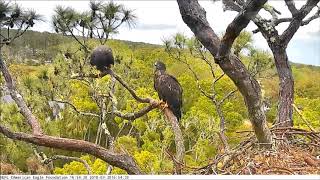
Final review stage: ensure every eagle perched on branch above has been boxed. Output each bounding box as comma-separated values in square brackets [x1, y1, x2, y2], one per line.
[154, 61, 183, 121]
[90, 45, 114, 72]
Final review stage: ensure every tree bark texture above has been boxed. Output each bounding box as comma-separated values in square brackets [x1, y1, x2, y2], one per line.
[271, 47, 294, 127]
[177, 0, 272, 145]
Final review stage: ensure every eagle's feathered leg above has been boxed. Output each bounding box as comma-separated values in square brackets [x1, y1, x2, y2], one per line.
[159, 100, 168, 110]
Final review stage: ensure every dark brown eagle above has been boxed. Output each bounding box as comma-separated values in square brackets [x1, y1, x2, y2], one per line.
[90, 45, 114, 72]
[154, 61, 183, 121]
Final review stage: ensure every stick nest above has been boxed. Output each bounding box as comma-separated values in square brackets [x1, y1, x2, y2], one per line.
[195, 127, 320, 175]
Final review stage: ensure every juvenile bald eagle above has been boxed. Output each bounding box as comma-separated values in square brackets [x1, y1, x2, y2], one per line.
[154, 61, 183, 121]
[90, 45, 114, 72]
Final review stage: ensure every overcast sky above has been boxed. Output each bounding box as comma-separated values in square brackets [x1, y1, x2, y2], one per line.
[16, 1, 320, 66]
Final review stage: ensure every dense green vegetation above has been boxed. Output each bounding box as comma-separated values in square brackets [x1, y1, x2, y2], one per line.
[1, 28, 319, 174]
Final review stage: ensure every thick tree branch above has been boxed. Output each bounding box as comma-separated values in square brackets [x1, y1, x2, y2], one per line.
[281, 0, 320, 46]
[163, 108, 185, 174]
[302, 7, 320, 25]
[217, 0, 267, 61]
[0, 58, 43, 135]
[222, 0, 242, 12]
[285, 0, 299, 16]
[0, 124, 141, 174]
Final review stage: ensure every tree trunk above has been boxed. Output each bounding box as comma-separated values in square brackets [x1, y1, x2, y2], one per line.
[271, 47, 294, 127]
[163, 108, 185, 174]
[177, 0, 272, 145]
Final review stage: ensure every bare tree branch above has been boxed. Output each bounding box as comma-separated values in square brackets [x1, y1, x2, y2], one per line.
[70, 71, 161, 120]
[302, 7, 320, 25]
[112, 105, 158, 121]
[285, 0, 299, 16]
[280, 0, 320, 45]
[163, 108, 185, 174]
[218, 89, 238, 105]
[98, 69, 154, 104]
[53, 100, 100, 117]
[0, 58, 43, 135]
[217, 0, 267, 62]
[292, 104, 316, 132]
[0, 124, 141, 174]
[222, 0, 242, 12]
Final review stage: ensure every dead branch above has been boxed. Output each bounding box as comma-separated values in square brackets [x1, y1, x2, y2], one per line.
[217, 0, 267, 62]
[113, 104, 158, 121]
[71, 70, 160, 121]
[218, 89, 237, 105]
[0, 124, 141, 174]
[280, 0, 320, 45]
[263, 166, 294, 175]
[285, 0, 299, 16]
[53, 100, 100, 117]
[292, 104, 316, 132]
[0, 58, 43, 135]
[102, 69, 153, 104]
[163, 108, 185, 174]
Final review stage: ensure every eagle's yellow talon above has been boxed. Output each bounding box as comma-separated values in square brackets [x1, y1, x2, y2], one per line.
[159, 101, 168, 110]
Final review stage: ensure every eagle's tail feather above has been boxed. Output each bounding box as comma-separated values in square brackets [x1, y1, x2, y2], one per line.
[170, 106, 181, 122]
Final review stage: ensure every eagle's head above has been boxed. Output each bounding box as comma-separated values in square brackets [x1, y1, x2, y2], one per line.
[154, 61, 166, 71]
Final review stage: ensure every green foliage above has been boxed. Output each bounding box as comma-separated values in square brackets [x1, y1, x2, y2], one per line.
[52, 1, 136, 42]
[233, 31, 253, 56]
[115, 135, 138, 154]
[134, 151, 160, 174]
[294, 98, 320, 131]
[54, 156, 103, 175]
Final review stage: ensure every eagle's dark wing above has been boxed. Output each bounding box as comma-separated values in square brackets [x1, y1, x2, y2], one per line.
[154, 74, 183, 121]
[90, 47, 114, 71]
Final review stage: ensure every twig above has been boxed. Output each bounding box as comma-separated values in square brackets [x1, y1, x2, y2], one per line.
[45, 155, 92, 175]
[112, 104, 158, 121]
[264, 166, 294, 175]
[292, 104, 316, 132]
[53, 100, 100, 117]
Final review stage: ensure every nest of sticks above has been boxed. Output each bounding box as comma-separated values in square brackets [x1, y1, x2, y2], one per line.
[192, 127, 320, 175]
